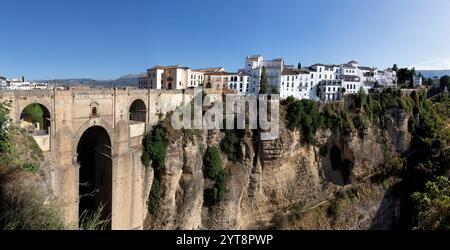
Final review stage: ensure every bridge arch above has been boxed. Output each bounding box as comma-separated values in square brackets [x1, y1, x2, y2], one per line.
[128, 98, 147, 123]
[19, 102, 51, 134]
[75, 123, 113, 229]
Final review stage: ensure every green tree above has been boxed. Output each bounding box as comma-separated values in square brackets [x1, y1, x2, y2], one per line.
[203, 147, 227, 203]
[220, 130, 239, 162]
[23, 104, 44, 127]
[142, 125, 168, 171]
[411, 176, 450, 230]
[0, 101, 12, 154]
[259, 66, 268, 94]
[286, 99, 323, 144]
[147, 178, 161, 215]
[392, 64, 398, 72]
[297, 62, 302, 69]
[203, 147, 223, 179]
[440, 75, 450, 90]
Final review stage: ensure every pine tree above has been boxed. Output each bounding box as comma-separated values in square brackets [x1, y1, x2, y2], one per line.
[259, 66, 268, 94]
[297, 62, 302, 69]
[392, 64, 398, 72]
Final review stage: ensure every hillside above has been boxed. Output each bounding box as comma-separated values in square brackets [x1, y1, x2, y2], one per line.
[418, 70, 450, 78]
[34, 73, 146, 87]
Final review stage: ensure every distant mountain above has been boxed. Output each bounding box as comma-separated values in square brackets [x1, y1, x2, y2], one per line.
[35, 73, 146, 87]
[417, 70, 450, 79]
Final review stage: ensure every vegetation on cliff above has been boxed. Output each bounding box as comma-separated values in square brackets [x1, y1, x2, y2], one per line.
[283, 88, 449, 229]
[142, 124, 168, 171]
[411, 176, 450, 230]
[0, 101, 65, 230]
[203, 147, 227, 204]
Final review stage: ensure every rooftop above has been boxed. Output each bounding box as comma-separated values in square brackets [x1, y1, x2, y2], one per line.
[193, 67, 225, 73]
[148, 64, 190, 70]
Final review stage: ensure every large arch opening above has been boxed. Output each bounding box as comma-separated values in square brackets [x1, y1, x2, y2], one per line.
[77, 126, 112, 229]
[20, 103, 51, 134]
[129, 99, 146, 123]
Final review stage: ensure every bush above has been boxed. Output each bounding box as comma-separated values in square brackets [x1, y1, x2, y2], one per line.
[0, 101, 12, 155]
[411, 176, 450, 230]
[79, 203, 111, 230]
[21, 162, 40, 173]
[203, 147, 223, 179]
[141, 152, 150, 167]
[286, 99, 323, 144]
[0, 182, 65, 230]
[328, 188, 355, 218]
[148, 178, 161, 216]
[371, 156, 404, 183]
[203, 147, 227, 204]
[220, 130, 239, 162]
[142, 125, 168, 171]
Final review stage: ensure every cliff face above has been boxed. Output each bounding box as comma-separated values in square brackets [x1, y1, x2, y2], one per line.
[145, 108, 411, 230]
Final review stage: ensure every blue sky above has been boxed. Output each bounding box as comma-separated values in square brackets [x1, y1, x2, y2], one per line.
[1, 0, 450, 79]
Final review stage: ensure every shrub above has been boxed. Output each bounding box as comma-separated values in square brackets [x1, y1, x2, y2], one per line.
[411, 176, 450, 230]
[0, 101, 12, 154]
[79, 203, 111, 230]
[328, 188, 355, 218]
[203, 147, 227, 204]
[142, 125, 168, 171]
[220, 130, 239, 162]
[286, 99, 323, 144]
[0, 182, 65, 230]
[371, 156, 404, 183]
[203, 147, 223, 179]
[147, 178, 161, 216]
[141, 152, 150, 167]
[21, 162, 40, 173]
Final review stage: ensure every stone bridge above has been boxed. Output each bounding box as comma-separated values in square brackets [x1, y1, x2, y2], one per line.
[0, 87, 194, 229]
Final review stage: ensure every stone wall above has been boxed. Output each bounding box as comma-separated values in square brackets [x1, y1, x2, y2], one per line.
[0, 87, 195, 229]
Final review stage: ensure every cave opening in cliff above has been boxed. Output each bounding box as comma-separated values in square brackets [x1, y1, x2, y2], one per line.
[328, 145, 353, 185]
[324, 145, 345, 185]
[77, 126, 112, 229]
[129, 99, 146, 123]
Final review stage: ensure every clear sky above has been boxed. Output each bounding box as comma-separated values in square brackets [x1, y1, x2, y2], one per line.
[1, 0, 450, 80]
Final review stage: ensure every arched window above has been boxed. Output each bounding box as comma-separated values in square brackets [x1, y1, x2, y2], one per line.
[91, 107, 97, 117]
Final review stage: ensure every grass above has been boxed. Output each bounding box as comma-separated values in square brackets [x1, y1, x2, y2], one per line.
[327, 188, 356, 219]
[79, 203, 111, 230]
[0, 181, 65, 230]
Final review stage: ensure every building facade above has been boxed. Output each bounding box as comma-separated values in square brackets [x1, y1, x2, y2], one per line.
[140, 55, 398, 101]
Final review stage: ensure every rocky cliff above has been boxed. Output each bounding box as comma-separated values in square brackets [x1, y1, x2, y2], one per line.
[144, 108, 411, 230]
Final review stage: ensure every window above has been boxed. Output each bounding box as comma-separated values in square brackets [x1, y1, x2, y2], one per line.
[91, 107, 97, 117]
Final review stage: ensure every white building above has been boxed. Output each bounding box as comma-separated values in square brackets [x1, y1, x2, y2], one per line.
[0, 76, 7, 90]
[244, 55, 284, 94]
[280, 68, 310, 99]
[139, 55, 397, 102]
[375, 69, 397, 86]
[413, 75, 423, 87]
[144, 65, 207, 90]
